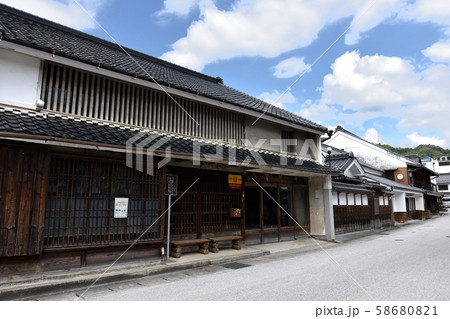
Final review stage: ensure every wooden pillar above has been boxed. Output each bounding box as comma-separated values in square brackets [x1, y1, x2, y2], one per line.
[277, 184, 281, 241]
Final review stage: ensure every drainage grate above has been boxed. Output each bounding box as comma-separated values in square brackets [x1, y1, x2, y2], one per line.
[221, 262, 251, 270]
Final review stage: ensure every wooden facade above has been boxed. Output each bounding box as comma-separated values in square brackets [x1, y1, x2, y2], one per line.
[333, 191, 393, 234]
[0, 145, 50, 257]
[0, 144, 314, 271]
[0, 145, 246, 271]
[168, 167, 243, 239]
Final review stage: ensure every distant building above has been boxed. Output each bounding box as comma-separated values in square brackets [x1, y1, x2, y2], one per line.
[435, 173, 450, 199]
[422, 156, 450, 175]
[324, 126, 441, 222]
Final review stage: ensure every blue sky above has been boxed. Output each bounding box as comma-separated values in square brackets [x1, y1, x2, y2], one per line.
[2, 0, 450, 148]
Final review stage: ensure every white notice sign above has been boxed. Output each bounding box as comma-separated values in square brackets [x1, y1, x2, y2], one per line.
[114, 198, 129, 218]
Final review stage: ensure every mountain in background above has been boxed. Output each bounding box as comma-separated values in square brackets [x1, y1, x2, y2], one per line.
[378, 144, 450, 159]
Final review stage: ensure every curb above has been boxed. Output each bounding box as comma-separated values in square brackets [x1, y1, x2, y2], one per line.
[0, 248, 270, 301]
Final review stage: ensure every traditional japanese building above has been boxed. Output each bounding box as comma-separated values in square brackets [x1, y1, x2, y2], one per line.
[323, 145, 393, 234]
[324, 126, 440, 223]
[0, 4, 337, 273]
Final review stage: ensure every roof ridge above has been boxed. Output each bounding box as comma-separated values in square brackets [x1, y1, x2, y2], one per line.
[334, 125, 414, 161]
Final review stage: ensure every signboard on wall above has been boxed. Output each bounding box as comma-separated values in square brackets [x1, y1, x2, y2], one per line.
[228, 174, 242, 189]
[114, 198, 129, 218]
[230, 208, 241, 217]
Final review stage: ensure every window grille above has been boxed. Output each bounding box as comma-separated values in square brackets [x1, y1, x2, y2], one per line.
[44, 157, 163, 248]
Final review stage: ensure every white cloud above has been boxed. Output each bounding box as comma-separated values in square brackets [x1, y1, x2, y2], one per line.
[364, 128, 382, 144]
[321, 51, 416, 110]
[157, 0, 201, 16]
[401, 0, 450, 27]
[344, 0, 403, 45]
[405, 132, 446, 148]
[160, 0, 405, 71]
[158, 0, 450, 71]
[301, 51, 450, 147]
[422, 41, 450, 63]
[258, 89, 296, 109]
[0, 0, 107, 30]
[273, 57, 311, 79]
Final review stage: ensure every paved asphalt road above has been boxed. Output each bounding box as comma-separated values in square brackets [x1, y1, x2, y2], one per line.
[38, 215, 450, 301]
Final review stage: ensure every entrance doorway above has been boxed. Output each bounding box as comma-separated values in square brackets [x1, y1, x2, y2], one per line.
[245, 187, 260, 230]
[244, 183, 309, 244]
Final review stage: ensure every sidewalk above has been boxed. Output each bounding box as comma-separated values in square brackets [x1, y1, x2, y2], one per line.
[0, 237, 331, 301]
[0, 217, 432, 301]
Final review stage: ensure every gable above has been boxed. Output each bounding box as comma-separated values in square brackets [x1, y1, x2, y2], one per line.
[327, 131, 407, 169]
[345, 162, 365, 177]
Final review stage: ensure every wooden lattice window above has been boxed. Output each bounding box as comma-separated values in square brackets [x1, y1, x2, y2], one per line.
[40, 61, 245, 143]
[43, 157, 163, 248]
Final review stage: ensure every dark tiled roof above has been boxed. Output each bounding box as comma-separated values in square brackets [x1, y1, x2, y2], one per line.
[332, 181, 375, 194]
[0, 4, 326, 133]
[327, 155, 354, 172]
[436, 173, 450, 184]
[364, 173, 424, 193]
[0, 109, 337, 174]
[322, 144, 357, 173]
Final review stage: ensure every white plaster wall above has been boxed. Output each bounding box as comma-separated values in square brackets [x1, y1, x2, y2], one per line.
[415, 195, 425, 210]
[424, 160, 450, 174]
[0, 48, 41, 109]
[294, 130, 321, 161]
[244, 117, 321, 160]
[245, 117, 281, 152]
[326, 132, 407, 169]
[393, 191, 406, 212]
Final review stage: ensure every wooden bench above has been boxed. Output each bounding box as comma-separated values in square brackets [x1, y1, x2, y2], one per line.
[208, 236, 244, 253]
[169, 239, 210, 258]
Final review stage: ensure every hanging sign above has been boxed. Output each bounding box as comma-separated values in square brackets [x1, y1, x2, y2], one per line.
[228, 174, 242, 189]
[114, 198, 129, 218]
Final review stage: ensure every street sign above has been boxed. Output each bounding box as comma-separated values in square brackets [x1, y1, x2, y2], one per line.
[166, 174, 178, 196]
[165, 174, 178, 262]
